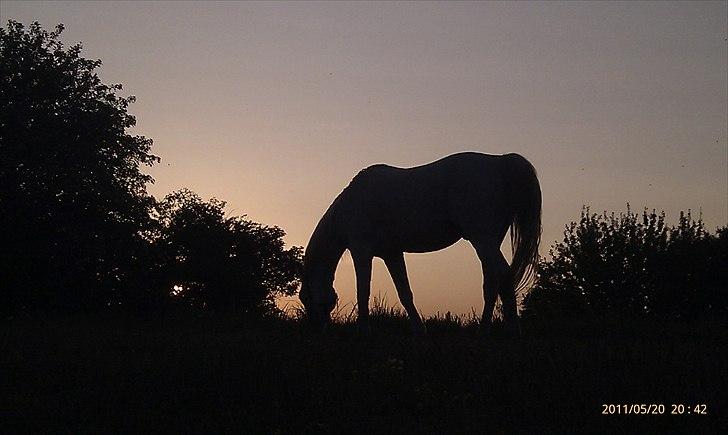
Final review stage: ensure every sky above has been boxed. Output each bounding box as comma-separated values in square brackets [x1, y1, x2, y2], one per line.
[3, 1, 727, 315]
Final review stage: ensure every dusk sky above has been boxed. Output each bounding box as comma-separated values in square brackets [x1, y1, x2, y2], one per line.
[4, 1, 726, 315]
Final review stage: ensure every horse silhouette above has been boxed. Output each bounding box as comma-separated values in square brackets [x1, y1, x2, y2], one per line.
[299, 152, 541, 336]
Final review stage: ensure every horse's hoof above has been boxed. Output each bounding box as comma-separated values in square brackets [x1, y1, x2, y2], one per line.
[504, 322, 521, 338]
[477, 325, 493, 340]
[357, 322, 371, 336]
[411, 323, 427, 337]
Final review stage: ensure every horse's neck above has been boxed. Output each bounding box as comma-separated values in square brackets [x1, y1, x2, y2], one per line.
[306, 210, 346, 283]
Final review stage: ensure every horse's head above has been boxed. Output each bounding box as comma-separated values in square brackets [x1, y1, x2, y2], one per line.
[299, 271, 338, 329]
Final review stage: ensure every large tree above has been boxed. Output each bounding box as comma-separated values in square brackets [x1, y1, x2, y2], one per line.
[0, 21, 159, 313]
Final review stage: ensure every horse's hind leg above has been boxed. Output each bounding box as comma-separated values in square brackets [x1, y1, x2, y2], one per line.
[499, 269, 521, 337]
[384, 252, 426, 335]
[472, 243, 513, 336]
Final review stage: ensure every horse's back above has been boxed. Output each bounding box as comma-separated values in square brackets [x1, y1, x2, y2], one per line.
[335, 153, 513, 253]
[350, 152, 504, 185]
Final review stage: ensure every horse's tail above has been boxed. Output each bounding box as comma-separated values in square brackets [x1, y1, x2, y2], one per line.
[503, 153, 542, 295]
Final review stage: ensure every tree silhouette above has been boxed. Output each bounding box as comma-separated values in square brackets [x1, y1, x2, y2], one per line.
[155, 189, 303, 316]
[523, 206, 727, 321]
[0, 21, 159, 313]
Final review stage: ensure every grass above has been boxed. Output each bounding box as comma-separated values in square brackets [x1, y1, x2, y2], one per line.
[1, 302, 725, 434]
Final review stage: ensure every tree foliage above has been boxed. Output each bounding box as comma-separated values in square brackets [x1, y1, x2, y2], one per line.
[154, 189, 303, 315]
[523, 206, 727, 321]
[0, 21, 159, 313]
[0, 21, 303, 317]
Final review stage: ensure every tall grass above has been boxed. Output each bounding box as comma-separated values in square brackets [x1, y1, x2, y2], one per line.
[280, 292, 487, 335]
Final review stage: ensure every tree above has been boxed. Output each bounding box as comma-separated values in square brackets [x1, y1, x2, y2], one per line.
[523, 206, 727, 322]
[155, 189, 303, 316]
[0, 21, 159, 313]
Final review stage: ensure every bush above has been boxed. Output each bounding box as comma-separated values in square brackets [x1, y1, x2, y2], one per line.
[154, 189, 303, 316]
[523, 206, 727, 322]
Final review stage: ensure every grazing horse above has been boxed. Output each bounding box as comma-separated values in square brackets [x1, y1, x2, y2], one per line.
[299, 152, 541, 335]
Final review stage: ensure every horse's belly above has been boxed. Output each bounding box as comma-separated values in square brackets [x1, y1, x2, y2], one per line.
[401, 235, 461, 253]
[385, 220, 462, 253]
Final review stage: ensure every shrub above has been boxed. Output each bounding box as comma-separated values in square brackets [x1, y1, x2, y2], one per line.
[154, 189, 303, 316]
[523, 206, 727, 321]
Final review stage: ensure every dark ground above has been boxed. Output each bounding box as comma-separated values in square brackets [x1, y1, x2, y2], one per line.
[1, 312, 725, 434]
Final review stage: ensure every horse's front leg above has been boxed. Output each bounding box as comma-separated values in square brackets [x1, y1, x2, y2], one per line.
[352, 252, 373, 334]
[384, 252, 426, 335]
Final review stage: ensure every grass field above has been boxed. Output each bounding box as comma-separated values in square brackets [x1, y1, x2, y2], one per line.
[1, 307, 725, 434]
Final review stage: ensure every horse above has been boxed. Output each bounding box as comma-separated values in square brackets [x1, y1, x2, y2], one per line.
[299, 152, 541, 336]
